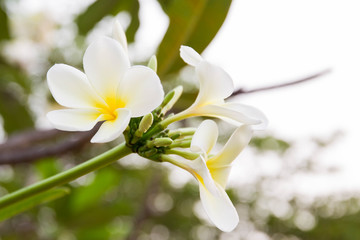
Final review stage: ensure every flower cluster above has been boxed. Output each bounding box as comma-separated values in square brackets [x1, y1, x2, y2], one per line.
[47, 21, 267, 232]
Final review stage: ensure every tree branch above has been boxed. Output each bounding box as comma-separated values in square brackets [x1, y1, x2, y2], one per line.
[231, 68, 331, 96]
[0, 124, 101, 165]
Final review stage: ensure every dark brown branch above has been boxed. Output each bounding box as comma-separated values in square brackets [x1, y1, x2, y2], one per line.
[0, 124, 101, 165]
[231, 68, 331, 96]
[0, 129, 61, 152]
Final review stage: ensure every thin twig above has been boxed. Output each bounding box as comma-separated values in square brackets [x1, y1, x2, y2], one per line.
[231, 68, 331, 96]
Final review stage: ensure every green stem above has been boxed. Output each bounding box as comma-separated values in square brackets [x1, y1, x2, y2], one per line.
[160, 155, 191, 172]
[159, 112, 187, 127]
[0, 143, 132, 209]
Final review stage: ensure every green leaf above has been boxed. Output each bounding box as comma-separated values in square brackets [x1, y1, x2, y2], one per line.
[156, 0, 232, 77]
[75, 0, 140, 43]
[0, 187, 70, 221]
[0, 2, 10, 41]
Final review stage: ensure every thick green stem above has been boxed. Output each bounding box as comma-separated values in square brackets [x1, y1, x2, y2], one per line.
[0, 142, 132, 209]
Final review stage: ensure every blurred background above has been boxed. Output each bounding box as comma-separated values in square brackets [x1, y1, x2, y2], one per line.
[0, 0, 360, 239]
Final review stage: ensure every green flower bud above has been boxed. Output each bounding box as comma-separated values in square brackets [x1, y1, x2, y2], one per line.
[170, 133, 181, 140]
[147, 55, 157, 72]
[147, 137, 173, 148]
[143, 148, 158, 158]
[154, 137, 173, 147]
[135, 113, 154, 137]
[161, 86, 183, 115]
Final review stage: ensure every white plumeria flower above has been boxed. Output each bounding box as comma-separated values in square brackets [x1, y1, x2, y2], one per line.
[168, 120, 252, 232]
[178, 46, 268, 130]
[47, 21, 164, 143]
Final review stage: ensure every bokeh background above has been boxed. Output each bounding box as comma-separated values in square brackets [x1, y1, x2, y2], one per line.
[0, 0, 360, 239]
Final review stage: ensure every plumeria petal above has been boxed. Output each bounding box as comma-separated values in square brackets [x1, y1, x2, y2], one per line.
[118, 66, 164, 117]
[192, 104, 261, 125]
[199, 182, 239, 232]
[208, 166, 231, 190]
[47, 64, 105, 109]
[180, 45, 203, 66]
[83, 37, 130, 102]
[191, 156, 220, 197]
[90, 108, 131, 143]
[168, 155, 219, 196]
[112, 20, 128, 56]
[222, 102, 268, 130]
[207, 125, 253, 188]
[193, 61, 234, 106]
[191, 120, 218, 155]
[208, 125, 252, 167]
[47, 109, 102, 131]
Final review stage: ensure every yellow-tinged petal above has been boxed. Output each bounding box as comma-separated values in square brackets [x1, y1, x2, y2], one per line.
[190, 120, 218, 155]
[199, 181, 239, 232]
[208, 166, 231, 190]
[47, 109, 102, 131]
[83, 37, 130, 102]
[207, 125, 252, 188]
[207, 125, 252, 168]
[90, 108, 131, 143]
[118, 66, 164, 117]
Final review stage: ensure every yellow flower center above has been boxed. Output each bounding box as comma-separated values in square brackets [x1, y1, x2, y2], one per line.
[97, 95, 126, 121]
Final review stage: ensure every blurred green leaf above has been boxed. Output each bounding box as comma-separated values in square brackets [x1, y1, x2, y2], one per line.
[250, 136, 291, 154]
[157, 0, 232, 77]
[0, 88, 34, 134]
[0, 187, 70, 221]
[76, 0, 140, 43]
[0, 2, 10, 41]
[268, 207, 360, 240]
[68, 168, 122, 214]
[35, 158, 60, 179]
[0, 61, 34, 134]
[0, 63, 32, 93]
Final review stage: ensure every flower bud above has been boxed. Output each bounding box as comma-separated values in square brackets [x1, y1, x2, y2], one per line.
[161, 86, 183, 115]
[147, 137, 173, 148]
[147, 55, 157, 72]
[135, 113, 154, 137]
